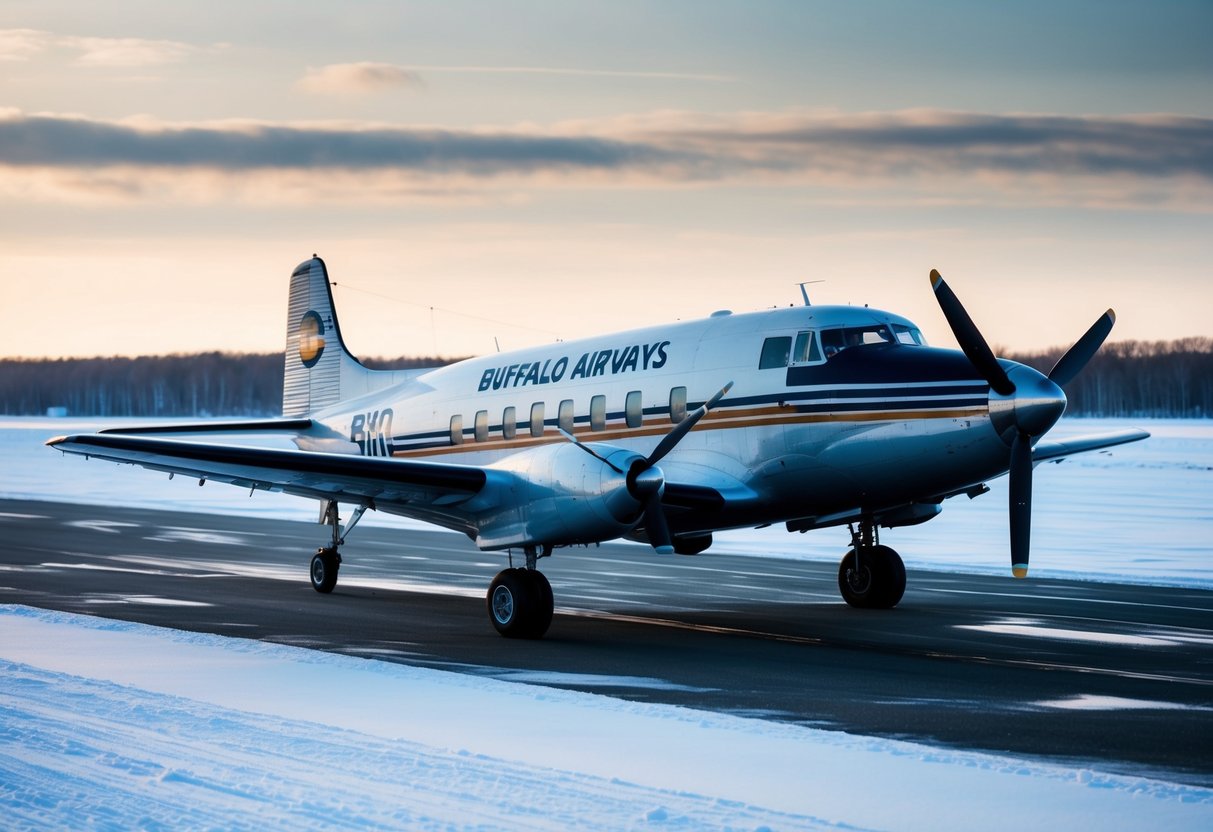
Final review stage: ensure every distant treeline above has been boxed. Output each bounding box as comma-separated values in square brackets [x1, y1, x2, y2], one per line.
[0, 353, 454, 418]
[1, 340, 1210, 418]
[1007, 338, 1213, 418]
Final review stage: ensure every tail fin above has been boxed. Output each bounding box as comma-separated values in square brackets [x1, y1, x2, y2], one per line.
[282, 256, 418, 417]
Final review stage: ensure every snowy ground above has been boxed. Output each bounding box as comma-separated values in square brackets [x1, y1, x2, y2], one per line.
[2, 416, 1212, 828]
[3, 605, 1212, 831]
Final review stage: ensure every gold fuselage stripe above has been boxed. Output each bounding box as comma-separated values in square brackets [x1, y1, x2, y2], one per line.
[389, 405, 988, 459]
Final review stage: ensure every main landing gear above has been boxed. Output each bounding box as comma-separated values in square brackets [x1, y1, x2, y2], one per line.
[309, 501, 370, 594]
[838, 519, 906, 609]
[487, 545, 554, 639]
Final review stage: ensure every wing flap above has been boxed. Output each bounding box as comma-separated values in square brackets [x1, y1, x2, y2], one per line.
[47, 433, 486, 507]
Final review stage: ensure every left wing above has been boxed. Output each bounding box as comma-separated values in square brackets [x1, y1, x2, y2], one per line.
[1031, 428, 1149, 464]
[46, 433, 486, 507]
[46, 432, 731, 551]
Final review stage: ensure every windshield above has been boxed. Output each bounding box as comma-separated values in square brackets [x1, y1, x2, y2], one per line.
[821, 323, 925, 357]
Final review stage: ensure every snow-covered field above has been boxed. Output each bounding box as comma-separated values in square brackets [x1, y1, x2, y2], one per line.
[2, 416, 1212, 829]
[3, 605, 1211, 831]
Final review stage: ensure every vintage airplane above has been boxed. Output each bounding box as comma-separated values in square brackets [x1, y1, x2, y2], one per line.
[48, 257, 1147, 638]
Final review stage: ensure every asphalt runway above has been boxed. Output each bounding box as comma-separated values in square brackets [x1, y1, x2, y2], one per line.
[3, 498, 1211, 786]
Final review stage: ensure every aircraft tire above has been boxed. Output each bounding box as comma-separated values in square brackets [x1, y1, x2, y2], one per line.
[488, 568, 546, 638]
[838, 545, 905, 609]
[310, 548, 340, 594]
[524, 570, 554, 638]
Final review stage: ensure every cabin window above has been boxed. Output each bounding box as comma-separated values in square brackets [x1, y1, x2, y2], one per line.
[625, 390, 643, 428]
[759, 336, 792, 369]
[449, 414, 464, 446]
[502, 406, 517, 440]
[669, 386, 687, 423]
[558, 399, 575, 433]
[474, 410, 488, 442]
[791, 330, 824, 365]
[529, 402, 545, 438]
[590, 395, 606, 431]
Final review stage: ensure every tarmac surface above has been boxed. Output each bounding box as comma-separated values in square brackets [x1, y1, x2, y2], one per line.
[2, 498, 1211, 786]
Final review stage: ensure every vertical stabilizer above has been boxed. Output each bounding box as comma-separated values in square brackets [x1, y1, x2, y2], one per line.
[284, 257, 351, 416]
[283, 256, 420, 417]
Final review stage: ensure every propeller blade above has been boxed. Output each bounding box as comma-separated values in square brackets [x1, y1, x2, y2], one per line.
[629, 465, 673, 554]
[646, 381, 734, 467]
[1009, 431, 1033, 578]
[557, 427, 624, 474]
[1048, 309, 1116, 387]
[642, 490, 674, 554]
[929, 270, 1015, 397]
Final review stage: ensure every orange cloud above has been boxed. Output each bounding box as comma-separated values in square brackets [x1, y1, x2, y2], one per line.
[297, 63, 424, 94]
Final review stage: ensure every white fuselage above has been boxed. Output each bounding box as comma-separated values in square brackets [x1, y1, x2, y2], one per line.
[303, 304, 1013, 541]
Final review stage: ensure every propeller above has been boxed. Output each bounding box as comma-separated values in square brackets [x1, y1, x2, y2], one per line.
[1047, 309, 1116, 387]
[629, 381, 733, 552]
[928, 269, 1114, 578]
[560, 381, 734, 554]
[929, 270, 1015, 396]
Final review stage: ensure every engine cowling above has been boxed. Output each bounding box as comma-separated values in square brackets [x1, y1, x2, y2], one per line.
[474, 442, 647, 550]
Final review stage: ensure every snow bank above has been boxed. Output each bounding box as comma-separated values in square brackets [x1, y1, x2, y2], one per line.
[1, 605, 1210, 831]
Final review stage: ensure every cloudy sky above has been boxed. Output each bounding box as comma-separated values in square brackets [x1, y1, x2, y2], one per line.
[2, 0, 1210, 360]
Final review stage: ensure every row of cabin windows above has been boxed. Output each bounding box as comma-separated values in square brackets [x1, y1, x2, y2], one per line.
[450, 386, 689, 446]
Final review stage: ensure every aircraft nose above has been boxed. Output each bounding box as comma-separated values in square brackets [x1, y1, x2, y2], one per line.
[989, 364, 1067, 444]
[1013, 367, 1067, 436]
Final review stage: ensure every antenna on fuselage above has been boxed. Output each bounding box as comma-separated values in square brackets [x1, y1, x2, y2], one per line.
[797, 280, 825, 306]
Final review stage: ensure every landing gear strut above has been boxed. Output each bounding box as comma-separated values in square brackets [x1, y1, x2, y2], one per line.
[487, 545, 554, 638]
[309, 501, 370, 594]
[838, 519, 906, 609]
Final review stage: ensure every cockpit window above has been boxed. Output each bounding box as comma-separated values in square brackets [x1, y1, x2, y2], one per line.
[821, 325, 895, 357]
[791, 330, 823, 365]
[893, 324, 926, 345]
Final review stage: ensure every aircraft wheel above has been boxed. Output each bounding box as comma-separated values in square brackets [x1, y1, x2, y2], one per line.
[524, 570, 554, 638]
[310, 547, 340, 594]
[838, 545, 905, 609]
[488, 568, 548, 639]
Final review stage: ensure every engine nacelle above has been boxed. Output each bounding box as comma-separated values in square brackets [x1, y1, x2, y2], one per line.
[473, 442, 646, 550]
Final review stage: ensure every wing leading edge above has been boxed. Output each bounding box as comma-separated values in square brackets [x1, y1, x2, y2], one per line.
[46, 433, 486, 509]
[1031, 428, 1150, 464]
